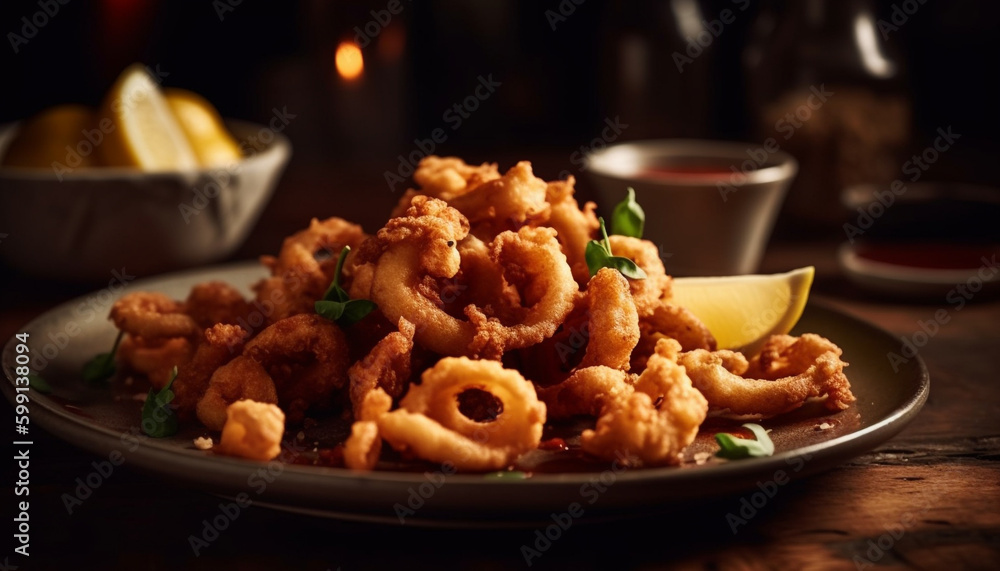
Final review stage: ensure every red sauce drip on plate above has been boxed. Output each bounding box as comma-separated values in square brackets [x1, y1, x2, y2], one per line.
[855, 242, 1000, 270]
[538, 437, 569, 451]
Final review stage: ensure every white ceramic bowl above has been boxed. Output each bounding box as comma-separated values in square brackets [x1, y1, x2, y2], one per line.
[585, 139, 797, 276]
[0, 120, 290, 282]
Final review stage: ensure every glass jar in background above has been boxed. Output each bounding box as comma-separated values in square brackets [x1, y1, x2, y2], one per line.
[745, 0, 912, 237]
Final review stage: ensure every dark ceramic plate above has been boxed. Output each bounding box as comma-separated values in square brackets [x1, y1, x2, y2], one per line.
[2, 262, 929, 526]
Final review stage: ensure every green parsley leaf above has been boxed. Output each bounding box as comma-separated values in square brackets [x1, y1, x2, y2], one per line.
[585, 218, 648, 280]
[316, 246, 378, 327]
[27, 373, 52, 394]
[611, 187, 645, 238]
[142, 366, 179, 438]
[82, 330, 125, 384]
[714, 423, 775, 459]
[484, 470, 529, 480]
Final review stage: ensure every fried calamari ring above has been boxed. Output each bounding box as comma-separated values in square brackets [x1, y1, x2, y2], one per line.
[607, 235, 672, 317]
[533, 268, 639, 416]
[348, 317, 415, 417]
[184, 281, 253, 329]
[537, 366, 634, 419]
[111, 292, 200, 340]
[446, 161, 551, 239]
[579, 268, 640, 371]
[243, 313, 351, 423]
[368, 197, 575, 358]
[678, 334, 855, 417]
[376, 357, 545, 472]
[197, 356, 279, 431]
[172, 323, 248, 417]
[415, 156, 500, 199]
[254, 217, 366, 323]
[344, 388, 393, 471]
[581, 339, 708, 466]
[465, 226, 578, 358]
[448, 235, 526, 324]
[117, 336, 194, 389]
[390, 157, 501, 218]
[632, 303, 717, 371]
[545, 177, 598, 286]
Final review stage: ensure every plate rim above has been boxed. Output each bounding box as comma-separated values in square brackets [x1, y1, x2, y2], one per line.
[2, 261, 930, 520]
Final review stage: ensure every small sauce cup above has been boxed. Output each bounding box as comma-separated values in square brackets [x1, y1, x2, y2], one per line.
[585, 139, 797, 276]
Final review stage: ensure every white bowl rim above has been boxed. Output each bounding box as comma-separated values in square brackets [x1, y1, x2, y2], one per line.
[838, 241, 1000, 286]
[584, 138, 798, 187]
[0, 118, 290, 181]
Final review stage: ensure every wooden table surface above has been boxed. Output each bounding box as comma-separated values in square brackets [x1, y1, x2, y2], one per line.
[2, 162, 999, 570]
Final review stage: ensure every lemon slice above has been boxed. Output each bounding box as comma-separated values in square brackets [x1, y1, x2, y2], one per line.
[165, 88, 243, 168]
[672, 266, 815, 356]
[3, 104, 95, 169]
[98, 64, 199, 170]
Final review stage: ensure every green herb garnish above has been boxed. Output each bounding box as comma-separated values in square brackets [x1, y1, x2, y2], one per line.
[142, 366, 179, 438]
[315, 246, 378, 327]
[714, 423, 775, 459]
[611, 187, 645, 238]
[585, 218, 648, 279]
[484, 470, 529, 480]
[27, 373, 52, 394]
[82, 330, 124, 384]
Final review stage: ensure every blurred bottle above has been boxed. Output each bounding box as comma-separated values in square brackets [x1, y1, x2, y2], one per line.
[745, 0, 911, 236]
[600, 0, 715, 140]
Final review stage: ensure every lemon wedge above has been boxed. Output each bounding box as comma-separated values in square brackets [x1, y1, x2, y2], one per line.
[165, 88, 243, 168]
[672, 266, 815, 356]
[3, 104, 95, 169]
[97, 64, 199, 170]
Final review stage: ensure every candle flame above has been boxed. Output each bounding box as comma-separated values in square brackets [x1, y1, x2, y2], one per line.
[335, 41, 364, 81]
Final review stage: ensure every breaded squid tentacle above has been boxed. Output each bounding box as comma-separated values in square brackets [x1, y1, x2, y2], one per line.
[679, 333, 855, 417]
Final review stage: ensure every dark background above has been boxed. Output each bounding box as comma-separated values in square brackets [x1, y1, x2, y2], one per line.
[2, 3, 1000, 569]
[1, 0, 997, 179]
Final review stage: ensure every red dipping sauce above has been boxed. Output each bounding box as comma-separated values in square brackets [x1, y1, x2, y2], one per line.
[637, 164, 735, 181]
[854, 242, 1000, 270]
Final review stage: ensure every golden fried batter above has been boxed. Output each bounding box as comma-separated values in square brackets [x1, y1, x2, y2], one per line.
[348, 317, 415, 417]
[679, 334, 855, 417]
[243, 313, 351, 423]
[111, 292, 200, 340]
[197, 356, 279, 431]
[173, 323, 248, 417]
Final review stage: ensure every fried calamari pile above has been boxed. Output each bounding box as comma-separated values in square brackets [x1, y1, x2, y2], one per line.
[110, 156, 855, 469]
